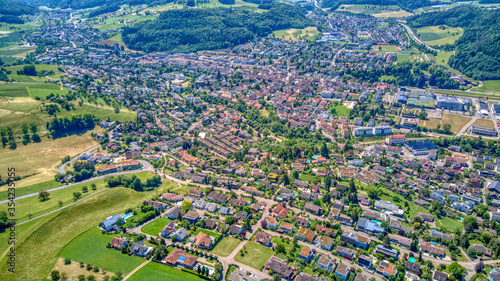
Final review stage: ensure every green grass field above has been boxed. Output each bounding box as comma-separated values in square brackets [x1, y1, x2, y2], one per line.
[417, 25, 463, 46]
[436, 217, 463, 232]
[0, 181, 179, 280]
[59, 227, 145, 275]
[475, 80, 500, 95]
[336, 4, 412, 17]
[234, 241, 274, 270]
[141, 217, 171, 236]
[329, 103, 351, 117]
[373, 45, 397, 51]
[128, 261, 204, 280]
[211, 237, 241, 257]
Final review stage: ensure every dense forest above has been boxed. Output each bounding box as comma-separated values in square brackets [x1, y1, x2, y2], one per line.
[15, 0, 175, 9]
[408, 6, 500, 80]
[46, 114, 96, 138]
[320, 0, 442, 12]
[122, 3, 311, 53]
[350, 61, 460, 89]
[0, 0, 37, 16]
[88, 3, 120, 17]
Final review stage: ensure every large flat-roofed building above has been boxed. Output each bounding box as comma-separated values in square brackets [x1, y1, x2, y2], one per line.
[405, 141, 438, 155]
[471, 125, 498, 137]
[436, 96, 465, 111]
[353, 126, 392, 137]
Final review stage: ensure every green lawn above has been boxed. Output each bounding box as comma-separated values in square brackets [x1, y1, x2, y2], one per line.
[272, 27, 319, 42]
[234, 241, 274, 270]
[436, 217, 463, 232]
[0, 182, 177, 280]
[141, 217, 171, 236]
[211, 237, 241, 257]
[475, 80, 500, 95]
[128, 261, 204, 280]
[329, 103, 351, 117]
[59, 227, 145, 275]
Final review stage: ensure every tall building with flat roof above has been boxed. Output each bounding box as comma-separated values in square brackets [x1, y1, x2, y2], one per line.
[436, 96, 465, 111]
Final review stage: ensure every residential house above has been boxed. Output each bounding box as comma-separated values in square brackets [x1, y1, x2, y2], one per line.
[317, 255, 334, 272]
[163, 248, 198, 269]
[336, 263, 351, 281]
[110, 237, 127, 250]
[298, 247, 314, 262]
[130, 242, 153, 257]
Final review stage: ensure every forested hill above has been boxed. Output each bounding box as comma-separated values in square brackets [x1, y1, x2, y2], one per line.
[320, 0, 442, 12]
[15, 0, 174, 10]
[122, 3, 312, 53]
[0, 0, 37, 16]
[408, 6, 500, 80]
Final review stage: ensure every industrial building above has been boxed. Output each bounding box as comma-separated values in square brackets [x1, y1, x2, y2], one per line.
[471, 125, 498, 137]
[435, 96, 465, 111]
[353, 126, 392, 137]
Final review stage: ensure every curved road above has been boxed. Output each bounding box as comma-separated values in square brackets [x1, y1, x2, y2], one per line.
[400, 22, 438, 52]
[57, 144, 101, 174]
[1, 159, 152, 204]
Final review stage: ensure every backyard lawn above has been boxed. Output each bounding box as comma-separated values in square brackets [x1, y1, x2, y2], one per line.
[234, 242, 274, 270]
[141, 217, 171, 236]
[211, 237, 241, 257]
[436, 217, 463, 232]
[128, 261, 204, 280]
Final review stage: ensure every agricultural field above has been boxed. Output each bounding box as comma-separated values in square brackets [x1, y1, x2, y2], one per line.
[416, 25, 463, 46]
[420, 113, 472, 134]
[0, 180, 178, 280]
[128, 261, 204, 280]
[234, 241, 274, 270]
[211, 237, 241, 257]
[336, 4, 412, 17]
[473, 118, 495, 128]
[0, 128, 100, 179]
[272, 27, 319, 42]
[94, 13, 158, 31]
[140, 217, 171, 236]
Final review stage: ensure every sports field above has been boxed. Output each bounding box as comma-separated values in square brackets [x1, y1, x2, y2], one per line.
[417, 25, 463, 46]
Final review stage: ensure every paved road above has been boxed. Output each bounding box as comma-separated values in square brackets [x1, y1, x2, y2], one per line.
[57, 144, 101, 174]
[1, 160, 152, 204]
[456, 116, 478, 137]
[400, 22, 438, 52]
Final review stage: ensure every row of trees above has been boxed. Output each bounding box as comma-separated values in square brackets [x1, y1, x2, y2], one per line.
[46, 114, 96, 138]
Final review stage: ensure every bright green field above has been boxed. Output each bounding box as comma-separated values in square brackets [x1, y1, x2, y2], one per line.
[475, 80, 500, 95]
[329, 103, 351, 117]
[417, 25, 463, 46]
[193, 228, 221, 241]
[0, 181, 179, 280]
[141, 217, 171, 236]
[128, 261, 204, 280]
[211, 237, 241, 257]
[234, 241, 274, 270]
[436, 217, 463, 232]
[59, 227, 145, 275]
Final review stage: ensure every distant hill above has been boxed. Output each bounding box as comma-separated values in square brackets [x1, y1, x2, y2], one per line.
[320, 0, 443, 12]
[0, 0, 37, 16]
[16, 0, 174, 10]
[408, 6, 500, 80]
[122, 3, 312, 53]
